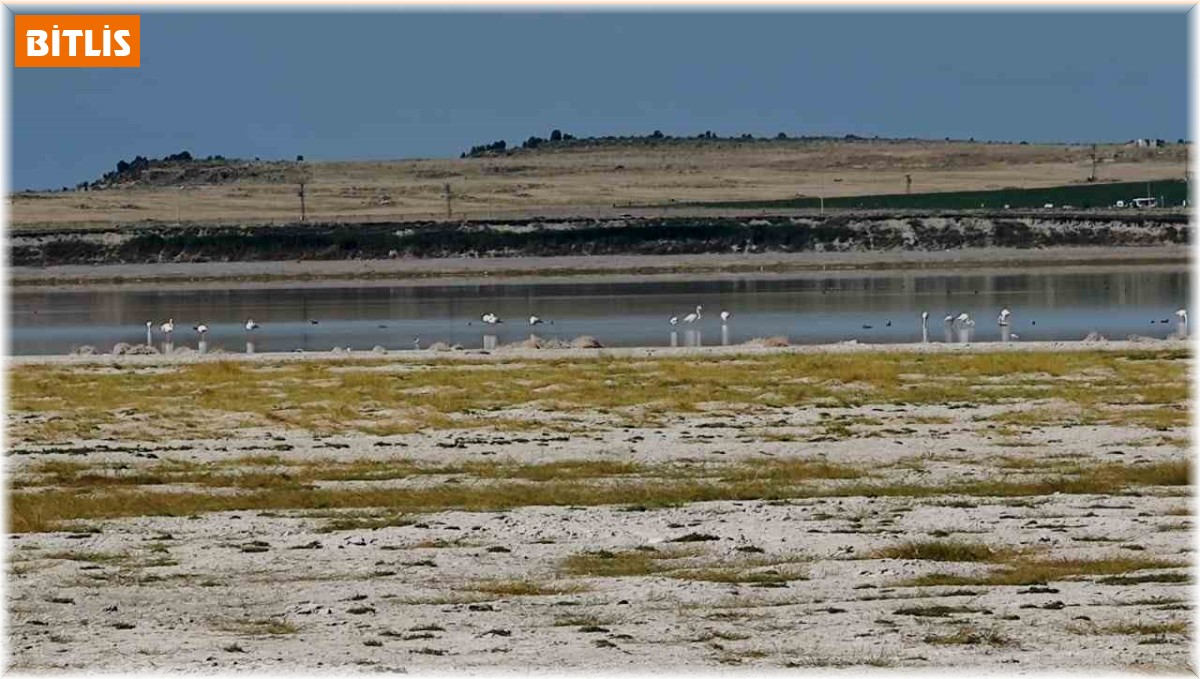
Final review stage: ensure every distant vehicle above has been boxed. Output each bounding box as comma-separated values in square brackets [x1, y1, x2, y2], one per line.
[1131, 197, 1158, 209]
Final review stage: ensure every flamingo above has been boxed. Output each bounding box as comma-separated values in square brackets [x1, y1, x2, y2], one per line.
[921, 311, 929, 326]
[683, 305, 703, 324]
[955, 313, 975, 327]
[529, 316, 544, 326]
[669, 316, 679, 326]
[720, 311, 731, 324]
[481, 313, 502, 325]
[413, 336, 421, 350]
[144, 321, 153, 345]
[245, 318, 260, 332]
[943, 314, 954, 324]
[193, 323, 209, 353]
[1176, 309, 1188, 336]
[998, 308, 1012, 326]
[160, 319, 175, 341]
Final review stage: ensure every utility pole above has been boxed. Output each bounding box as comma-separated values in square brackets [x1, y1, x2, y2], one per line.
[1089, 144, 1098, 183]
[444, 183, 452, 219]
[819, 173, 824, 215]
[298, 181, 307, 222]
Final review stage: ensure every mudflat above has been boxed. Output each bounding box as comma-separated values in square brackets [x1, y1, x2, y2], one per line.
[6, 342, 1191, 672]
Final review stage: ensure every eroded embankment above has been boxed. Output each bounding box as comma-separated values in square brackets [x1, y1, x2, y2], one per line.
[11, 211, 1190, 267]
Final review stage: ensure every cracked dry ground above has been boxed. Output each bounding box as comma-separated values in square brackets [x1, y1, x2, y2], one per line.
[6, 348, 1193, 672]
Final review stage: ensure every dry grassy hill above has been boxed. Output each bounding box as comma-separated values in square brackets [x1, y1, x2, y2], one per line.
[9, 139, 1188, 229]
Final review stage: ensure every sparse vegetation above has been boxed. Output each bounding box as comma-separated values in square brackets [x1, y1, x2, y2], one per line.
[924, 625, 1015, 647]
[466, 579, 587, 597]
[900, 556, 1185, 587]
[870, 540, 1017, 563]
[5, 346, 1191, 672]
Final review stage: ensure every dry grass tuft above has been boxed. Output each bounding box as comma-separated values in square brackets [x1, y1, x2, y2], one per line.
[900, 556, 1185, 588]
[924, 625, 1015, 647]
[870, 540, 1017, 563]
[467, 579, 589, 597]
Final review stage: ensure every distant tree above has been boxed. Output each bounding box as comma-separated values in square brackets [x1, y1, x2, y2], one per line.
[116, 160, 130, 173]
[776, 132, 788, 139]
[550, 129, 563, 142]
[651, 130, 664, 139]
[296, 155, 305, 162]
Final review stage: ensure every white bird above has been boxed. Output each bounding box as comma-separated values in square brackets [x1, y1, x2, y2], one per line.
[683, 305, 703, 324]
[1176, 309, 1188, 335]
[998, 308, 1012, 326]
[144, 321, 153, 345]
[160, 319, 175, 341]
[529, 315, 544, 326]
[921, 311, 929, 325]
[955, 313, 975, 327]
[669, 316, 679, 326]
[943, 314, 954, 324]
[193, 323, 209, 336]
[481, 313, 502, 325]
[720, 311, 731, 324]
[245, 319, 260, 332]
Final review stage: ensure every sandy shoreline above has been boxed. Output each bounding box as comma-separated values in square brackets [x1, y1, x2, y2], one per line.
[6, 344, 1191, 672]
[9, 338, 1190, 366]
[9, 245, 1188, 290]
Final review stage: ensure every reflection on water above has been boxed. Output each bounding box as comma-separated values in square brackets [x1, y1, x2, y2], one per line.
[9, 267, 1190, 355]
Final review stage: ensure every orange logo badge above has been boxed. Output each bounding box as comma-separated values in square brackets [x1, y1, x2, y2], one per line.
[15, 15, 140, 68]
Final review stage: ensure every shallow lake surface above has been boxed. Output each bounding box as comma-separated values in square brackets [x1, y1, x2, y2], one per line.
[9, 266, 1190, 355]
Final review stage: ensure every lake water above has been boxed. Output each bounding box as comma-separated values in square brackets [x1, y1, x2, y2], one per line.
[9, 266, 1190, 355]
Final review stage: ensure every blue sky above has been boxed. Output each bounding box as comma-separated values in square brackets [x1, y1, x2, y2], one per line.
[10, 10, 1189, 189]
